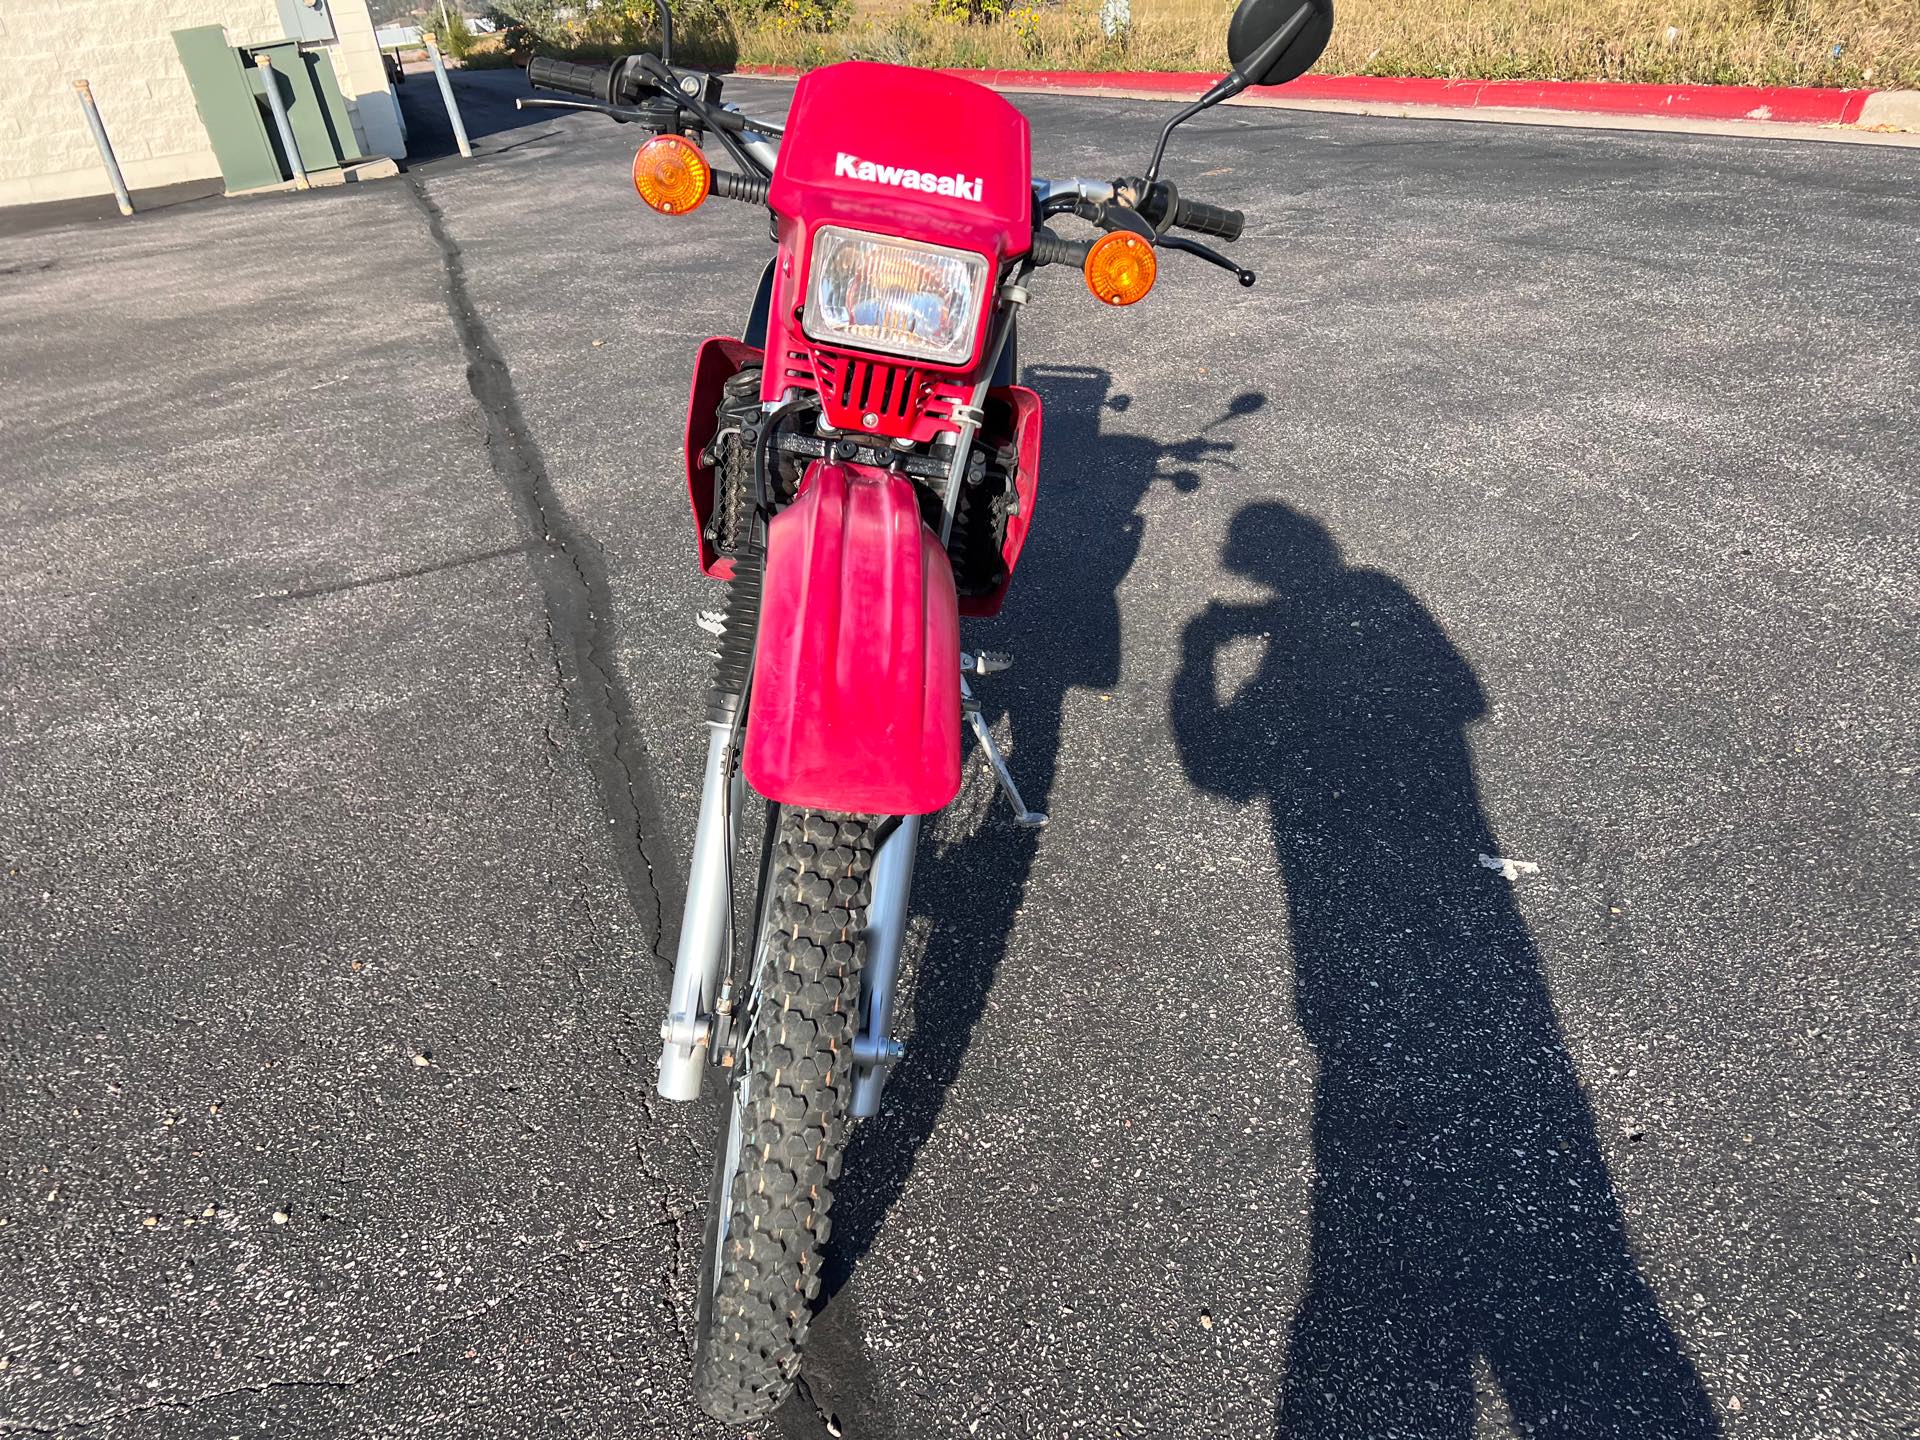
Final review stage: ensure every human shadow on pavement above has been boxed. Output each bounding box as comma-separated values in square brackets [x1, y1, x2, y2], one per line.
[1169, 502, 1719, 1439]
[818, 369, 1262, 1324]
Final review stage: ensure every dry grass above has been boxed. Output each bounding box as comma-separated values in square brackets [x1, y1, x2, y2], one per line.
[459, 33, 524, 68]
[733, 0, 1920, 87]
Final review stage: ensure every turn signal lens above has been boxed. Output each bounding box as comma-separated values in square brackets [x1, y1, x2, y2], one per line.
[632, 134, 710, 215]
[1083, 230, 1157, 306]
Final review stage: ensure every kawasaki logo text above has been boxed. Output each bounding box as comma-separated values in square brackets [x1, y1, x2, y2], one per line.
[834, 152, 983, 203]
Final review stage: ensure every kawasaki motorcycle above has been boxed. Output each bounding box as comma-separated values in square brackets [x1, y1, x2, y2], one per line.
[520, 0, 1332, 1418]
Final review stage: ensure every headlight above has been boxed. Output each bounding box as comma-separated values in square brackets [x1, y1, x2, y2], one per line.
[802, 226, 990, 368]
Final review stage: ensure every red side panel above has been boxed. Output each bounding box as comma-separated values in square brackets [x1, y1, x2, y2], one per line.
[684, 335, 765, 580]
[959, 382, 1043, 619]
[744, 461, 961, 816]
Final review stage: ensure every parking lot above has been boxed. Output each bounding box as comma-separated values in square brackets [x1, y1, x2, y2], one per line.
[1, 72, 1915, 1438]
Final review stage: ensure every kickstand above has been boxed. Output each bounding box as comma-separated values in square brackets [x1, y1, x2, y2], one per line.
[961, 675, 1047, 828]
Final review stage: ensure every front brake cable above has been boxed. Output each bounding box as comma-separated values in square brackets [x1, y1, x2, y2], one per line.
[629, 53, 770, 176]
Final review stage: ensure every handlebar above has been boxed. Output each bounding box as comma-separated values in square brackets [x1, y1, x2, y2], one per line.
[530, 62, 1246, 280]
[708, 168, 771, 205]
[1029, 228, 1093, 269]
[526, 56, 621, 105]
[1169, 193, 1244, 243]
[1039, 177, 1245, 258]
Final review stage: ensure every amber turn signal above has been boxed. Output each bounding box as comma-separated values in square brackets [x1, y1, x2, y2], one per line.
[1083, 230, 1157, 306]
[632, 134, 710, 215]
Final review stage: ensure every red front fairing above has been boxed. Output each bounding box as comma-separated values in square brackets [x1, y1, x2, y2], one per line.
[761, 64, 1033, 438]
[743, 461, 962, 815]
[767, 62, 1032, 273]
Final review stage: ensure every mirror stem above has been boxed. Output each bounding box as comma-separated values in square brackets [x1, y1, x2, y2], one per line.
[1148, 78, 1242, 182]
[1146, 97, 1219, 183]
[654, 0, 675, 65]
[1148, 0, 1316, 181]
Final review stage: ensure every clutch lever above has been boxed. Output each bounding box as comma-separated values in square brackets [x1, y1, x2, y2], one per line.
[1158, 234, 1256, 287]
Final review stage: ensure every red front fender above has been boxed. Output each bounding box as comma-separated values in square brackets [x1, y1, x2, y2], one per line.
[743, 461, 962, 816]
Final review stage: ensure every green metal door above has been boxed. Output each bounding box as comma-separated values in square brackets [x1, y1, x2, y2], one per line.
[172, 25, 282, 193]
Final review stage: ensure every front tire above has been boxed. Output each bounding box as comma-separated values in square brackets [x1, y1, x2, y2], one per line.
[692, 809, 877, 1422]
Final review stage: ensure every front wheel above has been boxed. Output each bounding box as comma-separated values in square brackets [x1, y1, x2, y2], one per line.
[692, 809, 877, 1422]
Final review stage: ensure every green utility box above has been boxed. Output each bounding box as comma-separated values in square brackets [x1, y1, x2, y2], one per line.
[172, 26, 367, 194]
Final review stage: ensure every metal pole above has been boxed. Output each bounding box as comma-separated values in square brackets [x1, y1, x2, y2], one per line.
[72, 80, 133, 217]
[253, 55, 309, 189]
[425, 37, 472, 159]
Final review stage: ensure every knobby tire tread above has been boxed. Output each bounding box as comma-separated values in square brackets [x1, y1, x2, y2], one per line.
[692, 809, 877, 1422]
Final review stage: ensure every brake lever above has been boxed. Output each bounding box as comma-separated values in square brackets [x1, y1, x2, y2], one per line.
[516, 97, 649, 123]
[1158, 235, 1256, 287]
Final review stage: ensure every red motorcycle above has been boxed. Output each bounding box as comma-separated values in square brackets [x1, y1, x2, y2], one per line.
[522, 0, 1331, 1417]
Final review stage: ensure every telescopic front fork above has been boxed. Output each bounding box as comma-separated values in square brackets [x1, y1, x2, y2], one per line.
[655, 655, 1047, 1104]
[654, 725, 924, 1109]
[850, 816, 918, 1116]
[657, 722, 742, 1102]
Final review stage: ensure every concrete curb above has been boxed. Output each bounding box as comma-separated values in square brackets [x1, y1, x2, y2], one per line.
[736, 65, 1919, 136]
[1858, 90, 1920, 131]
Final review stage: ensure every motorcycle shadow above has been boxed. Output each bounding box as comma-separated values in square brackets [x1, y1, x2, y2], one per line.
[816, 366, 1257, 1316]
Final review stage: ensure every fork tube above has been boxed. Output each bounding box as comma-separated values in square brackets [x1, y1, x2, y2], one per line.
[657, 722, 741, 1100]
[851, 815, 920, 1118]
[938, 278, 1029, 544]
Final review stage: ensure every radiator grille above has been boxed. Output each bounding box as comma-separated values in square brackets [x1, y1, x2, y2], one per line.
[788, 347, 974, 440]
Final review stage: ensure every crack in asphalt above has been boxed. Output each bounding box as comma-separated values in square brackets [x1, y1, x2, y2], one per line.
[400, 173, 838, 1440]
[794, 1376, 844, 1438]
[403, 175, 679, 976]
[263, 542, 528, 602]
[655, 1191, 700, 1364]
[0, 1378, 358, 1436]
[0, 1230, 664, 1436]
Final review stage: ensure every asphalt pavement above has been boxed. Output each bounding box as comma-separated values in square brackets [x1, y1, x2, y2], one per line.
[1, 73, 1915, 1439]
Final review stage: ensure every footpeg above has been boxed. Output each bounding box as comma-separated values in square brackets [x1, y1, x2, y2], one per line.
[961, 649, 1013, 676]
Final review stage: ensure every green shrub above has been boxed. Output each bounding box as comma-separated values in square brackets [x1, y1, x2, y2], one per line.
[429, 10, 478, 59]
[493, 0, 742, 66]
[462, 44, 521, 68]
[759, 0, 851, 34]
[929, 0, 1007, 23]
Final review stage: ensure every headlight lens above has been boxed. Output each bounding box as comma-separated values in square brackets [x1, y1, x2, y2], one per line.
[803, 226, 990, 368]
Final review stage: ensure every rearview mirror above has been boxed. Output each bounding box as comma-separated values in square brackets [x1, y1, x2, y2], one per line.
[1227, 0, 1333, 87]
[1144, 0, 1332, 178]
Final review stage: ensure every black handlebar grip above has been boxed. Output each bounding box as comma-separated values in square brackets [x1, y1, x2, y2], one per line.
[1171, 196, 1245, 243]
[708, 168, 771, 205]
[1028, 228, 1093, 268]
[526, 56, 619, 105]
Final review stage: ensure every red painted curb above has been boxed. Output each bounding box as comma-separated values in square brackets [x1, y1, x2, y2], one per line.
[736, 65, 1876, 127]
